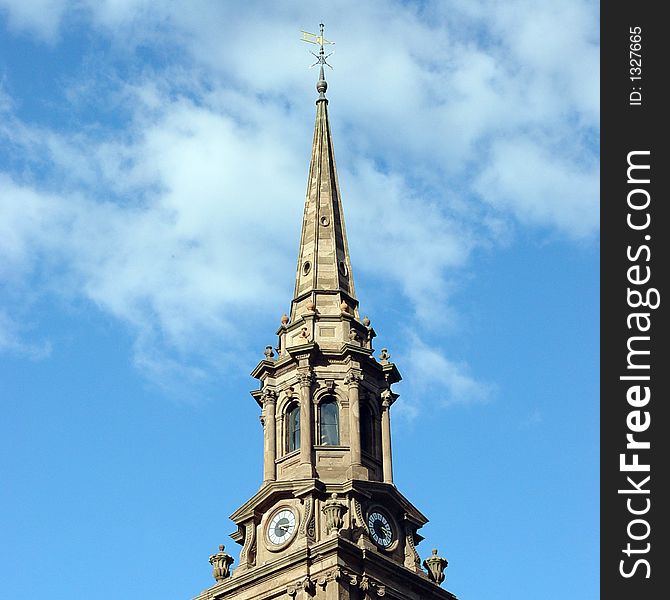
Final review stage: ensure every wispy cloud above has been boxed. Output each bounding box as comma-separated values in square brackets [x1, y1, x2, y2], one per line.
[403, 335, 495, 412]
[0, 308, 52, 360]
[0, 1, 598, 401]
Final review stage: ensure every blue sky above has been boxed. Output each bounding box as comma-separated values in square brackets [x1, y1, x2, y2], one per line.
[0, 2, 599, 599]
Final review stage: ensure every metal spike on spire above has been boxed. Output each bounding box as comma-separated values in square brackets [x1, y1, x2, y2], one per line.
[301, 23, 335, 101]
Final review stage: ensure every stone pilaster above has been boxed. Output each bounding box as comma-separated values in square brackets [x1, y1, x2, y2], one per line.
[380, 389, 394, 484]
[297, 369, 316, 478]
[344, 370, 367, 480]
[262, 389, 278, 483]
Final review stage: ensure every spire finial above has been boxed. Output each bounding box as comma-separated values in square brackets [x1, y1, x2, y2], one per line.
[301, 23, 335, 101]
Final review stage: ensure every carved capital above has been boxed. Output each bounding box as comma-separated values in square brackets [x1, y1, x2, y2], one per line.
[344, 371, 363, 388]
[297, 369, 314, 388]
[381, 388, 394, 408]
[261, 388, 277, 406]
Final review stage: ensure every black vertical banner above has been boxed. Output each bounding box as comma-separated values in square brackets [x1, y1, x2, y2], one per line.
[601, 3, 668, 599]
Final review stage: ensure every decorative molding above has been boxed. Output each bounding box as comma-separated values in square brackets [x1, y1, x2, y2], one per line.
[339, 568, 386, 597]
[403, 523, 423, 572]
[352, 497, 373, 548]
[353, 497, 366, 528]
[287, 576, 315, 597]
[316, 566, 342, 589]
[285, 567, 385, 597]
[299, 496, 316, 542]
[238, 520, 257, 569]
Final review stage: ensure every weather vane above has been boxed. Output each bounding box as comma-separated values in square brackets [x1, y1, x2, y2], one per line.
[301, 23, 335, 69]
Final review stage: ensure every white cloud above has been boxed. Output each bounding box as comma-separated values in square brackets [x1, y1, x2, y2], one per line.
[0, 0, 69, 42]
[0, 0, 598, 399]
[476, 135, 599, 238]
[0, 308, 52, 359]
[401, 335, 494, 412]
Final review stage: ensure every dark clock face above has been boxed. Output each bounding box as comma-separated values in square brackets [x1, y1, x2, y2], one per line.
[367, 510, 393, 548]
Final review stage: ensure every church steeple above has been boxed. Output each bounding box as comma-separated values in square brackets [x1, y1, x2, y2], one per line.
[189, 26, 457, 600]
[291, 53, 358, 322]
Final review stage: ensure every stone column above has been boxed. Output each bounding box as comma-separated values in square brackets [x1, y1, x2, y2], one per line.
[345, 371, 367, 479]
[298, 369, 315, 477]
[346, 372, 362, 464]
[381, 390, 394, 484]
[262, 390, 277, 482]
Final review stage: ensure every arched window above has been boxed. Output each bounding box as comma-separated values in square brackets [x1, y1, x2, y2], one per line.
[287, 404, 300, 452]
[319, 398, 340, 445]
[360, 403, 372, 455]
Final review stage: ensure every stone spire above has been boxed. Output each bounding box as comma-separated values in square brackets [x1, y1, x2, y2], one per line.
[290, 64, 358, 322]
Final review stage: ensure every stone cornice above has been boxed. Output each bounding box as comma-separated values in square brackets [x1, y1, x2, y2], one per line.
[229, 479, 327, 524]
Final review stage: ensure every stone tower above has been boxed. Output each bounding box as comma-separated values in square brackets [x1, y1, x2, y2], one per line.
[192, 43, 456, 600]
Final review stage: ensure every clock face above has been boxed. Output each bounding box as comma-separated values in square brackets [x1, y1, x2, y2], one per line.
[267, 508, 297, 546]
[367, 510, 394, 548]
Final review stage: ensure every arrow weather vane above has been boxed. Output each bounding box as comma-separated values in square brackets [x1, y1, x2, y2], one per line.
[301, 22, 335, 70]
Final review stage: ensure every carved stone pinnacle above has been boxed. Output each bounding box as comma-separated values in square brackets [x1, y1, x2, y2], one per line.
[209, 544, 234, 582]
[322, 492, 348, 534]
[423, 548, 448, 584]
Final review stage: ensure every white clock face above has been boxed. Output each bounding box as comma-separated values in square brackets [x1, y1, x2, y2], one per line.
[367, 511, 393, 548]
[267, 509, 297, 546]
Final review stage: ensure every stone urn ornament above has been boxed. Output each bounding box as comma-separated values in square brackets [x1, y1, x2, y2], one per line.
[209, 544, 234, 582]
[423, 548, 448, 584]
[322, 493, 348, 535]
